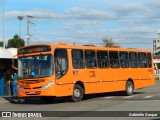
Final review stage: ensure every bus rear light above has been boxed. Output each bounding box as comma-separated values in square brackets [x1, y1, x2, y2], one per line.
[40, 80, 54, 90]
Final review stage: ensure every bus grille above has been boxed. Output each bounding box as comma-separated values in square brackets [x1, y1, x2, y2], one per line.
[22, 87, 42, 90]
[20, 80, 45, 84]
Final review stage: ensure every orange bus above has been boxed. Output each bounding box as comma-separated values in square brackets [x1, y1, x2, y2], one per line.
[16, 43, 155, 102]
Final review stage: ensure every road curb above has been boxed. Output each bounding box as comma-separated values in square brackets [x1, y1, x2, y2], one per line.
[0, 96, 12, 103]
[0, 98, 9, 103]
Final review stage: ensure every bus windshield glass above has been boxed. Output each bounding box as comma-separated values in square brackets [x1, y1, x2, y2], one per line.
[18, 54, 53, 79]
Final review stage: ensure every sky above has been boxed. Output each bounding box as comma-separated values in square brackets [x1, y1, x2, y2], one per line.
[1, 0, 160, 50]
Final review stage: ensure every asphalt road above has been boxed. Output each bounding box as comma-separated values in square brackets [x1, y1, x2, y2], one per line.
[0, 81, 160, 120]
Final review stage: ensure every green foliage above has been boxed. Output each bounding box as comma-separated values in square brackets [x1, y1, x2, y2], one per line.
[153, 54, 160, 59]
[0, 42, 3, 47]
[103, 38, 120, 48]
[7, 34, 25, 48]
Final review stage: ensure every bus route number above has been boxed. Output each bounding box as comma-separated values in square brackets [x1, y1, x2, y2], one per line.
[89, 71, 96, 77]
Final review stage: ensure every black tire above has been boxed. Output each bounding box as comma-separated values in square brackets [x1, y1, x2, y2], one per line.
[41, 96, 55, 103]
[125, 81, 134, 96]
[71, 84, 84, 102]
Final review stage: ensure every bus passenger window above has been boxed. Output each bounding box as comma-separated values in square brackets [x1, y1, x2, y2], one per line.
[97, 51, 109, 68]
[72, 50, 84, 69]
[85, 50, 97, 68]
[138, 53, 147, 68]
[109, 51, 119, 68]
[110, 61, 116, 68]
[119, 52, 129, 68]
[147, 53, 152, 68]
[129, 52, 138, 68]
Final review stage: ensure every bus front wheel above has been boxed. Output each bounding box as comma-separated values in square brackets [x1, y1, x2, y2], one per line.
[71, 84, 84, 102]
[125, 81, 134, 96]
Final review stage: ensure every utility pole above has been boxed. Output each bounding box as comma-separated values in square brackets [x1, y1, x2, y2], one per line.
[109, 38, 112, 45]
[27, 15, 33, 46]
[2, 0, 5, 48]
[17, 16, 23, 39]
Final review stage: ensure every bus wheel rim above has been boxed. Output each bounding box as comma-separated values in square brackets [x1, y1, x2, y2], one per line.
[127, 84, 133, 93]
[74, 89, 81, 98]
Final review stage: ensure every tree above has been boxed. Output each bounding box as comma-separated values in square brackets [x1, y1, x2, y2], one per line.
[0, 42, 3, 47]
[7, 34, 25, 48]
[153, 54, 160, 59]
[103, 38, 120, 48]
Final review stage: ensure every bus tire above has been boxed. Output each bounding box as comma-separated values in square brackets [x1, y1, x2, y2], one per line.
[71, 84, 84, 102]
[125, 81, 134, 96]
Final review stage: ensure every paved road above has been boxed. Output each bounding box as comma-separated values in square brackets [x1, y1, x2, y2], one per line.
[0, 81, 160, 120]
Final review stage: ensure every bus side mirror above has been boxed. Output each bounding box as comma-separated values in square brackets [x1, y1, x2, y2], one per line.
[12, 55, 18, 70]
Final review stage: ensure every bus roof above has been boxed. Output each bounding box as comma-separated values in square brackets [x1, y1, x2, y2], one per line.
[18, 43, 152, 53]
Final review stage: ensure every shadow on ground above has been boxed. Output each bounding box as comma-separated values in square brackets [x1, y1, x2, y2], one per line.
[8, 91, 146, 105]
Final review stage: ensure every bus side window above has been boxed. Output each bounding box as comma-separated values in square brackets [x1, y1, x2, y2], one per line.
[97, 51, 109, 68]
[138, 52, 147, 68]
[85, 50, 97, 68]
[72, 49, 84, 69]
[109, 51, 119, 68]
[119, 52, 129, 68]
[110, 61, 116, 68]
[147, 53, 152, 68]
[129, 52, 138, 68]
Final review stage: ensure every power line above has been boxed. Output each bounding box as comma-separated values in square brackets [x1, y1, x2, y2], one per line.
[30, 38, 153, 45]
[34, 16, 160, 20]
[29, 42, 153, 46]
[31, 34, 157, 40]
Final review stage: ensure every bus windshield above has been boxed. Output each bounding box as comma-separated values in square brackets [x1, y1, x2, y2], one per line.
[18, 54, 53, 79]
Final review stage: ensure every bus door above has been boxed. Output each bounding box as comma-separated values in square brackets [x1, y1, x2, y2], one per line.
[54, 49, 68, 82]
[88, 69, 97, 93]
[85, 50, 97, 93]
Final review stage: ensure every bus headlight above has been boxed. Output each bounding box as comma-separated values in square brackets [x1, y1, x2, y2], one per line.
[41, 80, 54, 90]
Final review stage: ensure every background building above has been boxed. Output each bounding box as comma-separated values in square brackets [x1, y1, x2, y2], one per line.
[0, 48, 17, 96]
[153, 39, 160, 55]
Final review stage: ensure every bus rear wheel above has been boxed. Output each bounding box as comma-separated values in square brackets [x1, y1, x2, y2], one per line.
[125, 81, 134, 96]
[71, 84, 84, 102]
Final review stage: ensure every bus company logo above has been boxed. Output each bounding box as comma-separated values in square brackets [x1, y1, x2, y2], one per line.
[2, 112, 11, 117]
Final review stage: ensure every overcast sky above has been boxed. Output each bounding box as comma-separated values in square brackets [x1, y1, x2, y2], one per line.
[1, 0, 160, 50]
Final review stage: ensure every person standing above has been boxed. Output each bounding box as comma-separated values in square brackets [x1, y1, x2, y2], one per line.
[12, 73, 18, 97]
